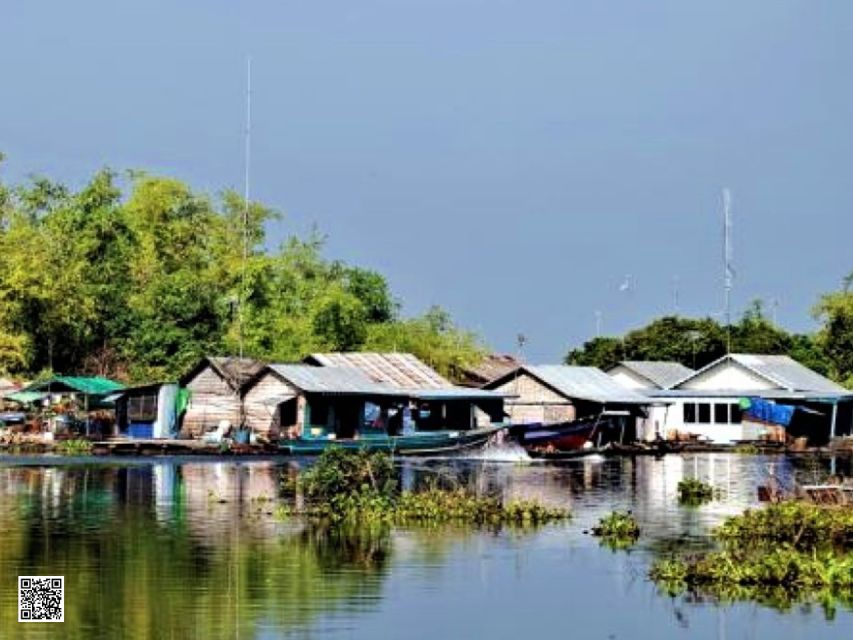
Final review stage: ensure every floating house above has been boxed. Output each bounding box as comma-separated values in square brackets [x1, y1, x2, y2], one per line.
[607, 361, 694, 391]
[641, 354, 853, 444]
[113, 383, 180, 439]
[242, 363, 506, 441]
[483, 365, 650, 431]
[179, 357, 264, 437]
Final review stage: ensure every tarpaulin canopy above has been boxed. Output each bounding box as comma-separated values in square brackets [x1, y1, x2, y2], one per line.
[741, 397, 795, 427]
[23, 376, 124, 396]
[4, 391, 47, 404]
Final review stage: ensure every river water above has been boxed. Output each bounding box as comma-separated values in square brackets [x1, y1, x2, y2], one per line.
[0, 452, 849, 639]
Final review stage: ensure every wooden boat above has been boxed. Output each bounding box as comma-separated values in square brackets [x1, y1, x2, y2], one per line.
[509, 415, 607, 452]
[526, 440, 685, 460]
[278, 424, 507, 456]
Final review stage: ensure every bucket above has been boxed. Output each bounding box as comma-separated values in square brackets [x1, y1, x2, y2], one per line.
[233, 429, 251, 445]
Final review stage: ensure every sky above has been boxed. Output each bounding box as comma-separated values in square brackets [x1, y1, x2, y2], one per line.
[2, 1, 852, 362]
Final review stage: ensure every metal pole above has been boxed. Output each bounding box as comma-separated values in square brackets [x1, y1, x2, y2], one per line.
[830, 402, 838, 441]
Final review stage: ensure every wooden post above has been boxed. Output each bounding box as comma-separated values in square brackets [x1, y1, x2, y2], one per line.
[830, 402, 838, 441]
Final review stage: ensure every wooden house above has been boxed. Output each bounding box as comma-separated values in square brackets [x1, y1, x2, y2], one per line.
[179, 357, 263, 437]
[483, 365, 649, 426]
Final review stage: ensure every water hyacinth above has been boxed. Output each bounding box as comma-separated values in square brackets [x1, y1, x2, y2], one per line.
[677, 478, 715, 505]
[288, 448, 570, 526]
[591, 511, 640, 549]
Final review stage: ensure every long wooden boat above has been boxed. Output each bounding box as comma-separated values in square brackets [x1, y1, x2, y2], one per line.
[278, 424, 507, 456]
[509, 415, 607, 452]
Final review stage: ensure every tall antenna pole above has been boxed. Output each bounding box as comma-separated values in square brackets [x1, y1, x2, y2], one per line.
[722, 188, 733, 351]
[239, 56, 252, 359]
[672, 275, 680, 315]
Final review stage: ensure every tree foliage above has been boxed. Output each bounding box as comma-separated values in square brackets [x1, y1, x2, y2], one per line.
[566, 300, 832, 380]
[0, 163, 484, 381]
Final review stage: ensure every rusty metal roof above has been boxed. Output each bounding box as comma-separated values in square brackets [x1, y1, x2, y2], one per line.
[268, 365, 408, 396]
[458, 354, 521, 387]
[305, 352, 452, 389]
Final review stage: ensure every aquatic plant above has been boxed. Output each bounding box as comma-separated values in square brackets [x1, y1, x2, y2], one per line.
[290, 448, 570, 526]
[733, 443, 760, 454]
[591, 511, 640, 549]
[677, 478, 715, 505]
[715, 502, 853, 550]
[54, 439, 93, 455]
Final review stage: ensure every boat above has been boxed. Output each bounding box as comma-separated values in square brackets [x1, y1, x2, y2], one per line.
[278, 424, 508, 456]
[526, 440, 685, 460]
[509, 415, 609, 452]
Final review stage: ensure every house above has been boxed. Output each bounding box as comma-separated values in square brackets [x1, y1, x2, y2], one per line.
[113, 383, 181, 439]
[644, 353, 853, 444]
[482, 365, 650, 438]
[242, 363, 506, 440]
[179, 357, 264, 437]
[607, 361, 694, 391]
[457, 354, 521, 388]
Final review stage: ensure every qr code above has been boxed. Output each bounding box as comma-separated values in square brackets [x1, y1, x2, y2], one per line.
[18, 576, 64, 622]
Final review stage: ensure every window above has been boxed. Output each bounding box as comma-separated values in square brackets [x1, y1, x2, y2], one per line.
[683, 403, 696, 424]
[730, 404, 742, 424]
[128, 394, 157, 422]
[697, 403, 711, 423]
[714, 403, 729, 424]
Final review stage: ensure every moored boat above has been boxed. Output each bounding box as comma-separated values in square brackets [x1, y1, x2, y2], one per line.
[279, 424, 507, 456]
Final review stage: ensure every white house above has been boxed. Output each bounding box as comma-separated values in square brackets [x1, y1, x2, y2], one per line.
[607, 361, 694, 391]
[640, 354, 852, 444]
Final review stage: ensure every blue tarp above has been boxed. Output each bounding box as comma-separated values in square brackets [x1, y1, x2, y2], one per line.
[742, 397, 795, 427]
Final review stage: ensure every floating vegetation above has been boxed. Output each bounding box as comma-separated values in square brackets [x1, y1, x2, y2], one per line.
[733, 443, 760, 455]
[715, 502, 853, 549]
[289, 447, 569, 526]
[650, 501, 853, 615]
[591, 511, 640, 549]
[54, 439, 93, 455]
[677, 478, 715, 505]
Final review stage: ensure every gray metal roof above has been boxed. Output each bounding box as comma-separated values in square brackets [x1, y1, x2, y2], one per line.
[614, 361, 694, 389]
[268, 365, 408, 396]
[648, 388, 853, 403]
[410, 388, 511, 401]
[523, 365, 650, 404]
[306, 352, 452, 389]
[672, 354, 847, 393]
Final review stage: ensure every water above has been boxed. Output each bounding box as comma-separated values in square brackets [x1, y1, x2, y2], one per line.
[0, 453, 850, 639]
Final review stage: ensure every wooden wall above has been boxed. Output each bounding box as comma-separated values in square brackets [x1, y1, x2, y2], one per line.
[182, 366, 242, 437]
[490, 372, 575, 425]
[243, 372, 300, 438]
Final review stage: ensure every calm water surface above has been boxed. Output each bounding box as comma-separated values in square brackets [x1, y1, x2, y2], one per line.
[0, 452, 850, 639]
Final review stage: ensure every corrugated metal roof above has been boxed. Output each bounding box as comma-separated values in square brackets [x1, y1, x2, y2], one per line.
[268, 365, 409, 396]
[411, 388, 511, 401]
[523, 365, 650, 404]
[306, 353, 452, 389]
[672, 354, 847, 393]
[615, 361, 694, 389]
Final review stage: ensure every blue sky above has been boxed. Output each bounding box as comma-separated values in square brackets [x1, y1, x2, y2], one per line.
[2, 1, 852, 361]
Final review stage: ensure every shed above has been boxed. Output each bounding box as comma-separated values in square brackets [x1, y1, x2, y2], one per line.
[114, 383, 180, 439]
[179, 356, 264, 437]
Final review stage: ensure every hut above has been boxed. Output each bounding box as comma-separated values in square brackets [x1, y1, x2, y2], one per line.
[113, 383, 180, 439]
[179, 357, 264, 437]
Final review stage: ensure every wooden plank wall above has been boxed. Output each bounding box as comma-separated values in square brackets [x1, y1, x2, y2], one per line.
[182, 366, 241, 437]
[491, 372, 575, 425]
[243, 372, 299, 437]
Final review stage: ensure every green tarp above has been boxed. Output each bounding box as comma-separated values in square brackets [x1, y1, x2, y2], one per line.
[23, 376, 124, 396]
[4, 391, 48, 404]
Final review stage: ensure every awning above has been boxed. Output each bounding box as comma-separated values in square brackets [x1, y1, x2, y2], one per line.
[4, 391, 48, 404]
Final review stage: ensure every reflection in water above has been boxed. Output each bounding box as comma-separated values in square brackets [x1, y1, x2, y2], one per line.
[0, 454, 848, 639]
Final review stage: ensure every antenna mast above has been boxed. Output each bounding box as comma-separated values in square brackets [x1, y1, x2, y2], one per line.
[722, 188, 733, 348]
[239, 57, 252, 358]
